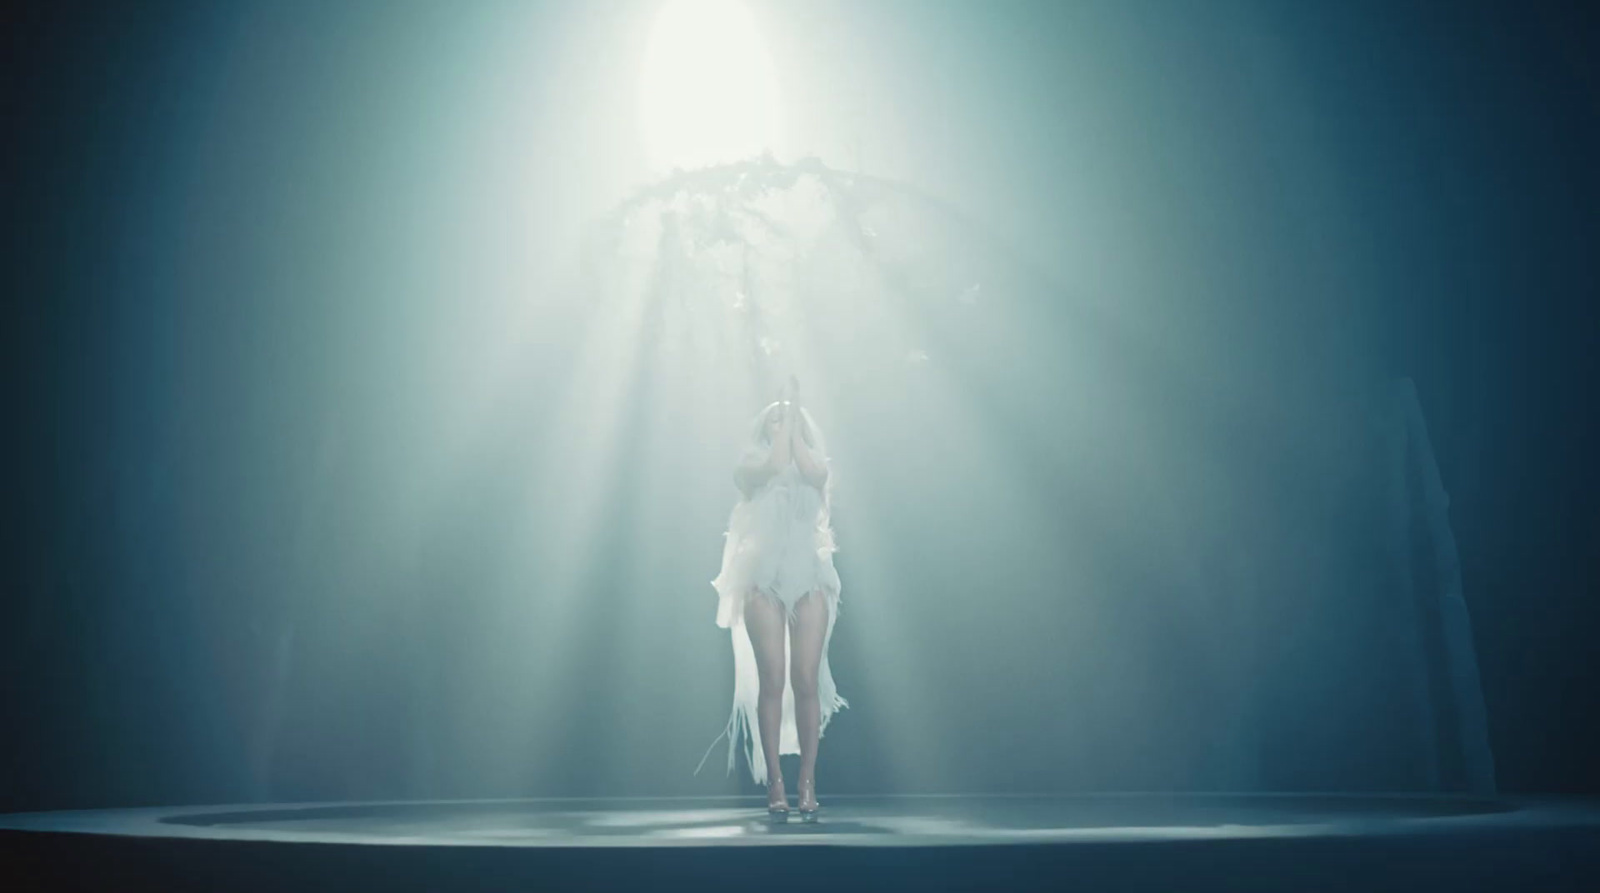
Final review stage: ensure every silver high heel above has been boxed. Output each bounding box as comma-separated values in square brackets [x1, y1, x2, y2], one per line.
[797, 777, 819, 822]
[767, 778, 789, 822]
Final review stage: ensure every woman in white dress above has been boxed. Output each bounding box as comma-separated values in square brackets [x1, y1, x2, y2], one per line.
[701, 376, 846, 821]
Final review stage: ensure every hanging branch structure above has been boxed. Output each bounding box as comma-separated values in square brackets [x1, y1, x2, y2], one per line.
[582, 155, 1053, 393]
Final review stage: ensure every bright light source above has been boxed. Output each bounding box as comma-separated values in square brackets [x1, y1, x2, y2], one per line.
[638, 0, 785, 172]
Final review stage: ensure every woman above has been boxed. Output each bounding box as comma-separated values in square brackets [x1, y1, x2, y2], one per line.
[699, 376, 846, 821]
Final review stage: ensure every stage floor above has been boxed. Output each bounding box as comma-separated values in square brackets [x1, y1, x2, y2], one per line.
[5, 793, 1600, 891]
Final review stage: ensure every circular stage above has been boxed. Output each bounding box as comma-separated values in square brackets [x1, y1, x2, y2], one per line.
[4, 793, 1599, 891]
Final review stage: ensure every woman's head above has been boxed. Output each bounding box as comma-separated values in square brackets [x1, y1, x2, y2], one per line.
[743, 400, 831, 504]
[760, 401, 787, 443]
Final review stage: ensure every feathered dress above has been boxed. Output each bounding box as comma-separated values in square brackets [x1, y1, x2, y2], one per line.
[701, 456, 847, 786]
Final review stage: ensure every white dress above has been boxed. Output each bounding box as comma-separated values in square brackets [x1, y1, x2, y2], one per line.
[701, 460, 847, 785]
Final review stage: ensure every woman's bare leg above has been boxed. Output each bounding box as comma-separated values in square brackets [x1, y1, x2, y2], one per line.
[789, 589, 830, 808]
[743, 591, 789, 805]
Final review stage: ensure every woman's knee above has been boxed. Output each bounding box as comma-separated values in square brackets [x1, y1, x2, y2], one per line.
[757, 665, 787, 698]
[789, 665, 820, 699]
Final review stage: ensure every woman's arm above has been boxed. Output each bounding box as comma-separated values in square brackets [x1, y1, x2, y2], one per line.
[790, 412, 829, 491]
[735, 405, 793, 495]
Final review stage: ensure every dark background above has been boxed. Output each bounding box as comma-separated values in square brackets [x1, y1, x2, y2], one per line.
[3, 0, 1597, 811]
